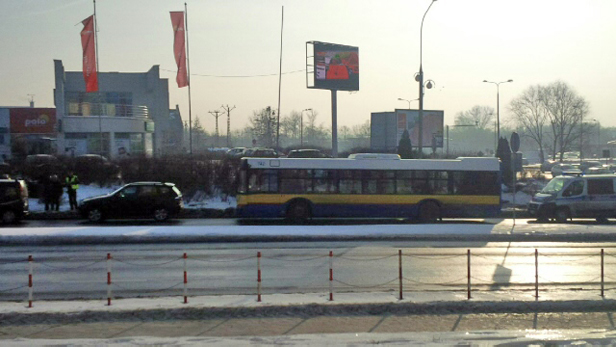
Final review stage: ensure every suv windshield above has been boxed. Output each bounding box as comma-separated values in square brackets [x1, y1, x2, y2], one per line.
[540, 177, 571, 194]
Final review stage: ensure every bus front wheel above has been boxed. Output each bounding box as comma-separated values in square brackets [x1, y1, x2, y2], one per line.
[418, 201, 440, 223]
[286, 201, 311, 223]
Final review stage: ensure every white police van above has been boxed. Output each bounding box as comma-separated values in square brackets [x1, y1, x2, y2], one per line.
[528, 174, 616, 222]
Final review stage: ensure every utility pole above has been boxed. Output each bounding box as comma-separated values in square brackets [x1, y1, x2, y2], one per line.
[209, 110, 223, 147]
[221, 105, 236, 148]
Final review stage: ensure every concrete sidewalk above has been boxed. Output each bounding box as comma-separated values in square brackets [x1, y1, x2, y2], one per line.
[3, 291, 616, 345]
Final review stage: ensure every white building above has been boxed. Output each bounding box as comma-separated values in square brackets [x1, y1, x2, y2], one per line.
[53, 60, 181, 159]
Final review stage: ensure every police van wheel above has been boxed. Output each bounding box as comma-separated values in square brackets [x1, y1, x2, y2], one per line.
[554, 208, 570, 223]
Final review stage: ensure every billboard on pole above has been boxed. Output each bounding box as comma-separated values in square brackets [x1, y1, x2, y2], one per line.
[306, 41, 359, 91]
[395, 109, 444, 148]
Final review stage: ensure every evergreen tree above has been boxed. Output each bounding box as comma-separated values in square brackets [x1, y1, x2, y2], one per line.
[496, 137, 512, 185]
[398, 129, 413, 159]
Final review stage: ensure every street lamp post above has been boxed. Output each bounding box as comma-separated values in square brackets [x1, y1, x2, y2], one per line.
[417, 0, 437, 157]
[397, 98, 418, 109]
[483, 79, 513, 150]
[301, 108, 312, 147]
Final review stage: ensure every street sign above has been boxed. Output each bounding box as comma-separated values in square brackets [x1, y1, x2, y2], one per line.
[510, 132, 520, 153]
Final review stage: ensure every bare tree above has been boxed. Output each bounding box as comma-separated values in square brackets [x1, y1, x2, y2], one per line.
[454, 105, 494, 129]
[351, 120, 371, 138]
[542, 81, 588, 161]
[279, 111, 301, 141]
[510, 85, 549, 163]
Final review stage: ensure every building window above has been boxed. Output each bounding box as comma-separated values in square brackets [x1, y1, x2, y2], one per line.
[65, 92, 133, 117]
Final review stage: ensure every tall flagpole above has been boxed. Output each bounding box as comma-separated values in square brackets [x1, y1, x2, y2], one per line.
[184, 3, 193, 155]
[276, 6, 284, 148]
[93, 0, 103, 156]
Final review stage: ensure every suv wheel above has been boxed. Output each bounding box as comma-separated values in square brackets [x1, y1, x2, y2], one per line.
[1, 210, 17, 224]
[88, 208, 103, 223]
[154, 207, 169, 222]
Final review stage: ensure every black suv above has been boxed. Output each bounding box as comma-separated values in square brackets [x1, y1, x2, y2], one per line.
[0, 179, 29, 224]
[78, 182, 183, 222]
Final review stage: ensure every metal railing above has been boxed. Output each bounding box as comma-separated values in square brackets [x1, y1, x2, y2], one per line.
[66, 103, 149, 118]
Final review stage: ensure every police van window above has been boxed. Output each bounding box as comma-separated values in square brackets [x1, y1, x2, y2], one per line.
[587, 179, 615, 195]
[563, 180, 584, 197]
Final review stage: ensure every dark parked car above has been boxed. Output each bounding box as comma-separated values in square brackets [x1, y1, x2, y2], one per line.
[286, 149, 332, 158]
[78, 182, 183, 222]
[0, 179, 29, 224]
[241, 147, 279, 158]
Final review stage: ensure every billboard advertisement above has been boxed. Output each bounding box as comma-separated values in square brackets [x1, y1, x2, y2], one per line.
[395, 109, 444, 148]
[309, 41, 359, 91]
[9, 108, 56, 134]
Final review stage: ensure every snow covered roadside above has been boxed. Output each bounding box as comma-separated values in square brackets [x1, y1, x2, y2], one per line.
[28, 184, 236, 212]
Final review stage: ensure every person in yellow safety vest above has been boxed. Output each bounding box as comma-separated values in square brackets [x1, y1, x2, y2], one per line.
[65, 171, 79, 210]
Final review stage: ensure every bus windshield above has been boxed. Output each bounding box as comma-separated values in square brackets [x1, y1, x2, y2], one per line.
[540, 177, 570, 194]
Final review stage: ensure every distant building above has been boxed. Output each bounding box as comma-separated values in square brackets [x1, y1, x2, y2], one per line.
[53, 60, 182, 159]
[0, 107, 57, 160]
[162, 105, 184, 154]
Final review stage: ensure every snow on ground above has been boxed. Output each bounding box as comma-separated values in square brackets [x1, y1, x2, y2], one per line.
[28, 184, 236, 212]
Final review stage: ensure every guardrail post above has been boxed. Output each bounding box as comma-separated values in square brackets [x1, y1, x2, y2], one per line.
[28, 255, 33, 308]
[329, 251, 334, 301]
[257, 251, 262, 302]
[398, 250, 403, 300]
[535, 249, 539, 299]
[107, 253, 112, 306]
[183, 253, 188, 304]
[601, 249, 605, 297]
[467, 249, 471, 300]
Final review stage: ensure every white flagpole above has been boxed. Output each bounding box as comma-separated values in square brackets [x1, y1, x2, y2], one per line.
[185, 3, 193, 155]
[93, 0, 103, 155]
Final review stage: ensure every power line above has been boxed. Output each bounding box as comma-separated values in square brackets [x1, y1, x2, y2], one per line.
[160, 68, 305, 78]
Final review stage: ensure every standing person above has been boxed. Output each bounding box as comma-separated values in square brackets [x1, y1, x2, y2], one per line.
[49, 175, 63, 211]
[42, 175, 53, 211]
[65, 171, 79, 210]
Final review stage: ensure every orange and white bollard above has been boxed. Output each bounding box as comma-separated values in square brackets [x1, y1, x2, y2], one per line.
[107, 253, 112, 306]
[257, 252, 262, 302]
[28, 255, 33, 308]
[329, 251, 333, 301]
[183, 253, 188, 304]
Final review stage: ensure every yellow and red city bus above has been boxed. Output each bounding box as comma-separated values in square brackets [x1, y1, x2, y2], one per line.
[236, 154, 501, 222]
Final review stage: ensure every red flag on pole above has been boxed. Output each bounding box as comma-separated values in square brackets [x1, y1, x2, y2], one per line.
[81, 15, 98, 93]
[170, 11, 189, 88]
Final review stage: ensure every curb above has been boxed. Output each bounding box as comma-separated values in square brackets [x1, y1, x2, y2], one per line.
[2, 299, 615, 326]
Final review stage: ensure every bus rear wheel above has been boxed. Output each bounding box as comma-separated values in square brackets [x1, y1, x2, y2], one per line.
[286, 201, 311, 223]
[418, 201, 440, 223]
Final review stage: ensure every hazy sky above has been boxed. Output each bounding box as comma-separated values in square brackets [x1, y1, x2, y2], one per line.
[1, 0, 615, 134]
